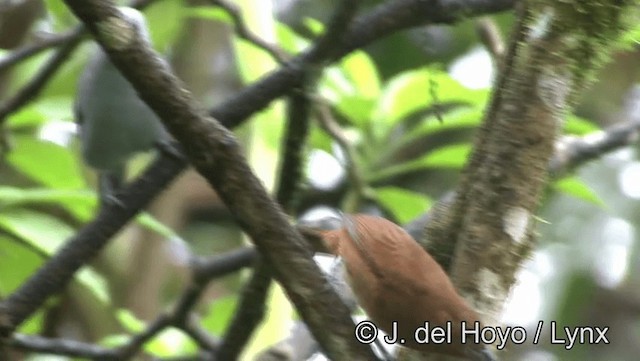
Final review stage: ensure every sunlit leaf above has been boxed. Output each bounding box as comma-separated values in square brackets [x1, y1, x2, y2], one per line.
[136, 213, 180, 240]
[302, 17, 324, 35]
[75, 267, 110, 303]
[183, 6, 232, 23]
[0, 209, 74, 255]
[146, 1, 186, 52]
[320, 66, 356, 102]
[375, 187, 432, 224]
[400, 107, 483, 147]
[6, 135, 85, 189]
[564, 114, 600, 135]
[17, 311, 45, 335]
[0, 187, 96, 221]
[276, 22, 310, 53]
[614, 22, 640, 51]
[369, 143, 471, 181]
[0, 235, 42, 295]
[146, 327, 196, 356]
[43, 0, 77, 30]
[374, 68, 487, 130]
[100, 334, 129, 348]
[416, 143, 472, 168]
[0, 214, 110, 304]
[319, 52, 380, 127]
[6, 106, 47, 129]
[201, 296, 238, 336]
[231, 0, 278, 83]
[335, 96, 375, 126]
[308, 125, 334, 153]
[553, 177, 605, 207]
[34, 97, 74, 123]
[116, 309, 146, 333]
[339, 51, 381, 100]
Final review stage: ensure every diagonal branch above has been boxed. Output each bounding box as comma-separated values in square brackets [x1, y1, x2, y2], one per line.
[0, 0, 516, 353]
[59, 1, 375, 360]
[0, 29, 79, 73]
[208, 0, 289, 63]
[0, 0, 159, 125]
[210, 0, 516, 129]
[426, 0, 639, 331]
[215, 1, 359, 357]
[0, 147, 186, 338]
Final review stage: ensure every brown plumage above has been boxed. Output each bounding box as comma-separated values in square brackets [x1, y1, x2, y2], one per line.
[318, 214, 494, 360]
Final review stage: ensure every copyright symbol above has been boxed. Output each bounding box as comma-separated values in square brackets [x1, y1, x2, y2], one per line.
[354, 321, 378, 344]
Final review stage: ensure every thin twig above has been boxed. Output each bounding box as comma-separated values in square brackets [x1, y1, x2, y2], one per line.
[550, 121, 640, 178]
[115, 314, 173, 360]
[313, 98, 372, 207]
[475, 17, 505, 62]
[0, 0, 161, 126]
[0, 29, 80, 73]
[0, 0, 517, 358]
[9, 334, 119, 358]
[207, 0, 288, 64]
[215, 0, 358, 355]
[215, 261, 272, 360]
[0, 29, 84, 123]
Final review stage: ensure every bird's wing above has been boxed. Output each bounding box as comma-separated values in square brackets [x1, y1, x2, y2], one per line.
[349, 214, 441, 295]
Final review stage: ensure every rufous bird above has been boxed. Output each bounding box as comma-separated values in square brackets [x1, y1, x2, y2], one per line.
[314, 213, 496, 361]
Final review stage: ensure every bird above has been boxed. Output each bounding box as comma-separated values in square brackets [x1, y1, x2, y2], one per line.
[74, 7, 167, 203]
[314, 213, 496, 361]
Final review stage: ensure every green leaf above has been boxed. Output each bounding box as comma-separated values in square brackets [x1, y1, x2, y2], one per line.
[302, 17, 324, 36]
[614, 22, 640, 51]
[230, 0, 279, 84]
[400, 107, 483, 147]
[0, 234, 42, 296]
[320, 66, 356, 102]
[201, 296, 238, 336]
[553, 177, 605, 207]
[115, 310, 197, 355]
[43, 0, 77, 30]
[374, 68, 488, 130]
[0, 213, 110, 304]
[319, 52, 380, 126]
[40, 46, 85, 98]
[100, 334, 129, 348]
[0, 187, 96, 221]
[416, 143, 472, 168]
[136, 213, 180, 240]
[308, 124, 334, 154]
[369, 143, 472, 181]
[339, 51, 381, 100]
[564, 114, 600, 135]
[6, 97, 73, 130]
[335, 96, 376, 126]
[374, 187, 432, 224]
[182, 6, 232, 23]
[6, 135, 86, 189]
[6, 106, 47, 129]
[275, 22, 309, 53]
[75, 267, 109, 303]
[116, 309, 146, 333]
[17, 310, 45, 335]
[0, 209, 74, 256]
[146, 1, 186, 53]
[145, 327, 196, 356]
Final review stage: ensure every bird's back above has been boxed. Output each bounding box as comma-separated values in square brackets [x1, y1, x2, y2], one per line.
[76, 47, 166, 171]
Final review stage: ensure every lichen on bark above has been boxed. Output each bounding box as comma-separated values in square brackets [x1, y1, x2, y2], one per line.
[423, 0, 639, 332]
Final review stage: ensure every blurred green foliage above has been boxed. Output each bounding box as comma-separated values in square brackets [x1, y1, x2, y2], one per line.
[2, 0, 634, 359]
